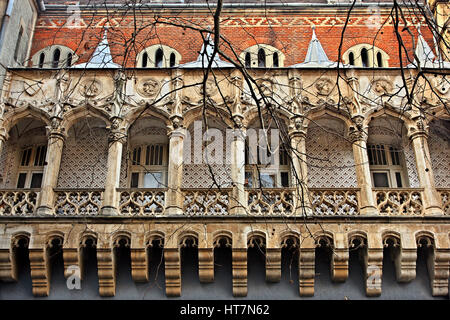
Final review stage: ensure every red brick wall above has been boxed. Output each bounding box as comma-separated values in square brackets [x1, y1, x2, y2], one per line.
[30, 10, 435, 67]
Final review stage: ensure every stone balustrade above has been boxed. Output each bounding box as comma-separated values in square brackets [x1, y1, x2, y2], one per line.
[182, 188, 231, 216]
[310, 188, 360, 216]
[0, 189, 39, 216]
[0, 187, 447, 217]
[437, 189, 450, 215]
[374, 188, 424, 216]
[54, 189, 103, 216]
[247, 188, 295, 216]
[118, 188, 166, 216]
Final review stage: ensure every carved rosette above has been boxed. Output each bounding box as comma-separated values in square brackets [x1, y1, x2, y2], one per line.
[136, 78, 160, 98]
[79, 79, 102, 98]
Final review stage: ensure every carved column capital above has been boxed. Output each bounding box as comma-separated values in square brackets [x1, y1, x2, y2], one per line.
[408, 116, 429, 141]
[232, 113, 245, 129]
[107, 117, 127, 144]
[46, 117, 66, 142]
[348, 128, 368, 143]
[169, 114, 184, 131]
[289, 114, 307, 139]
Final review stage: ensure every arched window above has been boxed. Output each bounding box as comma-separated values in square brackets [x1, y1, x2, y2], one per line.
[343, 45, 389, 67]
[241, 44, 284, 68]
[258, 48, 266, 67]
[66, 53, 73, 67]
[348, 52, 355, 66]
[32, 45, 77, 69]
[273, 52, 279, 67]
[155, 48, 164, 68]
[245, 52, 251, 68]
[377, 52, 383, 67]
[361, 48, 368, 67]
[137, 45, 181, 68]
[52, 48, 61, 68]
[38, 52, 45, 68]
[142, 52, 148, 68]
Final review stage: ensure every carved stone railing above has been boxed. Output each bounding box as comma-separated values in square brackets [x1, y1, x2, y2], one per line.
[182, 188, 231, 216]
[54, 189, 103, 216]
[118, 188, 166, 216]
[374, 188, 424, 216]
[437, 189, 450, 215]
[310, 188, 360, 216]
[0, 189, 40, 216]
[246, 188, 295, 216]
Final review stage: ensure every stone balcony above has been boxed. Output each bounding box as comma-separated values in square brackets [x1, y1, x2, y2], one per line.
[0, 187, 448, 217]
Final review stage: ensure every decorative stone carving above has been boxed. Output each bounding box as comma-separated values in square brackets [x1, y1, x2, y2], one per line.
[372, 78, 393, 96]
[298, 247, 315, 296]
[29, 248, 50, 296]
[232, 248, 247, 297]
[432, 75, 449, 96]
[137, 78, 160, 98]
[23, 80, 41, 97]
[131, 248, 148, 282]
[97, 248, 116, 297]
[198, 248, 214, 283]
[256, 78, 274, 97]
[199, 79, 218, 97]
[164, 248, 181, 297]
[265, 248, 281, 282]
[315, 78, 333, 96]
[79, 79, 102, 98]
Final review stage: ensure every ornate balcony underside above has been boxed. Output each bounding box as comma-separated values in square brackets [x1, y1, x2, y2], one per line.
[0, 187, 447, 217]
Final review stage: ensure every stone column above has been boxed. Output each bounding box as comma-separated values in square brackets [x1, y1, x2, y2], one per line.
[349, 125, 378, 215]
[229, 124, 246, 215]
[101, 118, 126, 216]
[289, 122, 312, 215]
[409, 124, 443, 215]
[166, 125, 185, 215]
[36, 119, 66, 216]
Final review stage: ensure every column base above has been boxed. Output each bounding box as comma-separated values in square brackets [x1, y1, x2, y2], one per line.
[359, 206, 379, 216]
[36, 206, 54, 216]
[295, 206, 313, 216]
[166, 206, 183, 215]
[101, 206, 119, 216]
[229, 206, 246, 215]
[424, 206, 444, 216]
